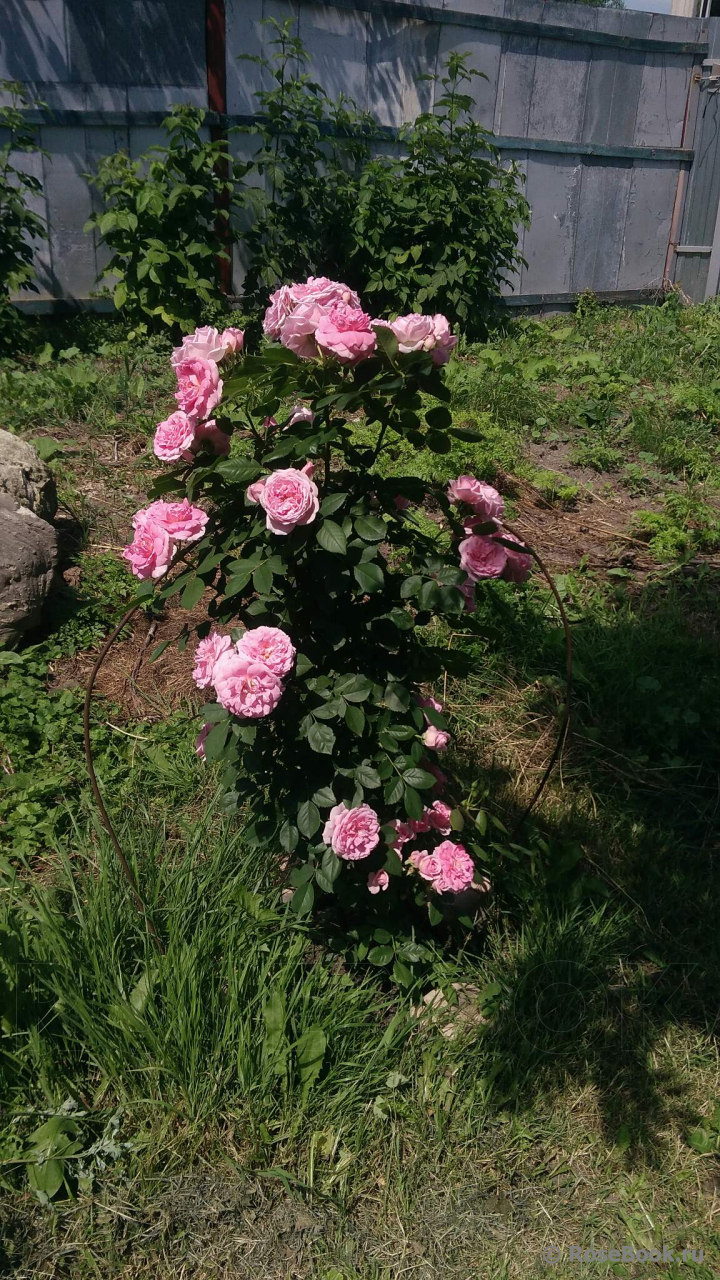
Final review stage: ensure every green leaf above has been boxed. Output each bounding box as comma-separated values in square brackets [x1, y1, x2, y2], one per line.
[290, 880, 315, 915]
[28, 1158, 65, 1200]
[216, 457, 263, 484]
[296, 1026, 327, 1098]
[355, 763, 381, 788]
[384, 683, 410, 712]
[320, 492, 348, 516]
[280, 821, 299, 853]
[297, 800, 321, 838]
[198, 702, 229, 723]
[308, 722, 335, 755]
[426, 430, 452, 455]
[428, 901, 443, 926]
[320, 848, 342, 882]
[312, 786, 336, 808]
[418, 580, 440, 610]
[400, 575, 422, 599]
[253, 562, 274, 594]
[354, 514, 386, 542]
[449, 427, 483, 442]
[335, 673, 373, 702]
[384, 777, 404, 805]
[401, 768, 437, 791]
[354, 561, 384, 593]
[373, 325, 399, 359]
[289, 863, 315, 886]
[345, 704, 365, 736]
[425, 405, 452, 430]
[149, 638, 172, 663]
[203, 720, 230, 761]
[388, 608, 413, 631]
[393, 960, 413, 987]
[404, 786, 423, 820]
[368, 945, 394, 966]
[181, 576, 205, 609]
[317, 520, 347, 555]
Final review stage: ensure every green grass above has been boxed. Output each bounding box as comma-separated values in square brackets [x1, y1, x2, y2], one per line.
[2, 299, 720, 1276]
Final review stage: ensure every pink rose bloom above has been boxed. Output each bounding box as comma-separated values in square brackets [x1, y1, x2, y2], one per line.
[219, 327, 244, 355]
[294, 276, 360, 310]
[367, 869, 390, 894]
[323, 803, 380, 861]
[140, 498, 208, 543]
[212, 649, 284, 719]
[394, 495, 411, 512]
[263, 278, 360, 339]
[248, 464, 319, 535]
[287, 403, 314, 427]
[264, 285, 296, 339]
[447, 477, 504, 522]
[153, 410, 197, 462]
[434, 841, 475, 893]
[459, 534, 508, 583]
[385, 313, 435, 353]
[430, 314, 458, 366]
[459, 578, 476, 613]
[171, 325, 228, 367]
[122, 519, 174, 580]
[316, 304, 377, 364]
[194, 418, 231, 457]
[246, 479, 267, 505]
[280, 300, 324, 360]
[497, 531, 533, 584]
[195, 722, 211, 759]
[174, 357, 223, 422]
[192, 631, 232, 690]
[387, 819, 416, 851]
[423, 725, 450, 752]
[237, 625, 296, 677]
[424, 800, 453, 834]
[414, 851, 443, 882]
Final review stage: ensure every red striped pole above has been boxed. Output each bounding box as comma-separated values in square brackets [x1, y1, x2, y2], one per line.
[205, 0, 232, 294]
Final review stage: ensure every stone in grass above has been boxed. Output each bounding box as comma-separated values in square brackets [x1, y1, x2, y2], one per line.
[0, 497, 58, 647]
[412, 983, 489, 1040]
[0, 429, 58, 522]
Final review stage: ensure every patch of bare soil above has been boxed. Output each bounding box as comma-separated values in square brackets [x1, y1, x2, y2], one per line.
[52, 592, 214, 722]
[502, 468, 655, 577]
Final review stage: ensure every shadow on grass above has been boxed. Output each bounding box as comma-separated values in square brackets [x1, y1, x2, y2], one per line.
[447, 565, 720, 1162]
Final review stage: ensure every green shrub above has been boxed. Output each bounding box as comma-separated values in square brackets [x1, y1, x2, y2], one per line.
[348, 54, 529, 339]
[0, 81, 48, 351]
[237, 20, 376, 331]
[85, 106, 241, 333]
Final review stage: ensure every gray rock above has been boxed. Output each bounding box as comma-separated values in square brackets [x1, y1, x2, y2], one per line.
[0, 498, 58, 647]
[0, 429, 58, 521]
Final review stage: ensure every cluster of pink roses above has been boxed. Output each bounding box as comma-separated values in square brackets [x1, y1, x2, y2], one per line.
[408, 841, 477, 894]
[153, 325, 244, 463]
[263, 276, 457, 367]
[446, 475, 532, 609]
[321, 797, 478, 898]
[123, 498, 208, 580]
[193, 625, 296, 723]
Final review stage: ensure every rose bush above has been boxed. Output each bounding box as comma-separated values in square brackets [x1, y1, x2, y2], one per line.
[123, 281, 533, 976]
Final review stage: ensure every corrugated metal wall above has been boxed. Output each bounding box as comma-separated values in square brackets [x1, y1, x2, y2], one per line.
[1, 0, 717, 309]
